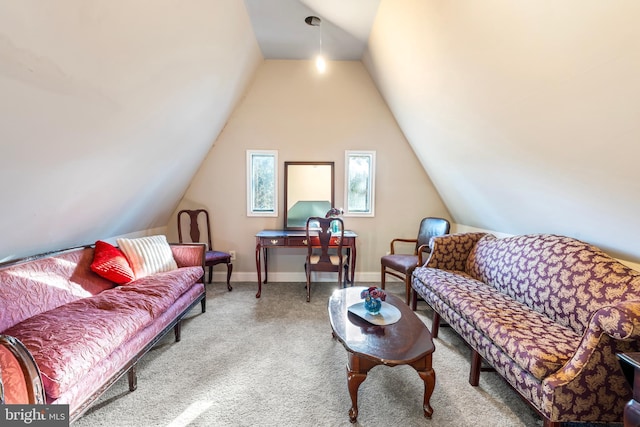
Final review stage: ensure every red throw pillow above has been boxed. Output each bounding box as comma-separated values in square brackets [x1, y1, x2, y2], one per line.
[90, 240, 135, 284]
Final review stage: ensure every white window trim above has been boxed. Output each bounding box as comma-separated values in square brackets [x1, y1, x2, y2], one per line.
[246, 150, 278, 217]
[344, 150, 375, 217]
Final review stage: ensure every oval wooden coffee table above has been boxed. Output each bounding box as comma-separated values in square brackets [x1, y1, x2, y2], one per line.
[328, 287, 436, 423]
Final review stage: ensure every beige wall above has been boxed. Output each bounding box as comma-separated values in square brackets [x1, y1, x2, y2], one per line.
[168, 60, 450, 282]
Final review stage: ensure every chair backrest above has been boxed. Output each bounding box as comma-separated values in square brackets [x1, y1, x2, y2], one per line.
[177, 209, 212, 249]
[416, 217, 451, 253]
[305, 217, 344, 269]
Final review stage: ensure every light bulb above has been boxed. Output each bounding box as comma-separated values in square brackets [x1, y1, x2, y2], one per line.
[315, 55, 326, 73]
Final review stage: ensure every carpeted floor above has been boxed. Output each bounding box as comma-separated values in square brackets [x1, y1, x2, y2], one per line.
[72, 281, 620, 427]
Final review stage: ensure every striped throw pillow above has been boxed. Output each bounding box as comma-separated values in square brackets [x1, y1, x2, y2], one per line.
[117, 235, 178, 279]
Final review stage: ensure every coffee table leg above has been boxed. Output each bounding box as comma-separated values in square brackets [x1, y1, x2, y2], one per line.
[417, 354, 435, 418]
[346, 366, 366, 423]
[346, 354, 375, 423]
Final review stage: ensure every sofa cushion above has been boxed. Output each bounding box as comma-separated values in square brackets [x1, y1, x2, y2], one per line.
[90, 240, 135, 284]
[413, 267, 581, 380]
[117, 235, 178, 279]
[3, 297, 153, 399]
[108, 266, 204, 319]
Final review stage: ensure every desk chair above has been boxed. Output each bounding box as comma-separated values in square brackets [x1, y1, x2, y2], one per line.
[177, 209, 233, 291]
[304, 217, 348, 302]
[381, 217, 450, 305]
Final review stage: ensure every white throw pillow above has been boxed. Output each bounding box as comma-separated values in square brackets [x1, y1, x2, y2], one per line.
[117, 235, 178, 279]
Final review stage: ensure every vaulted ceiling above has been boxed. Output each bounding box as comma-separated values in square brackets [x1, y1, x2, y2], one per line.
[2, 1, 640, 265]
[244, 0, 380, 60]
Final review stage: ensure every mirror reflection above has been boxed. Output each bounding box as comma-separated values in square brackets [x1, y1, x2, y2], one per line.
[284, 162, 334, 229]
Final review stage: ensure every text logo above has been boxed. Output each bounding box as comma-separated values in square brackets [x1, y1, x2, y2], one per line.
[2, 405, 69, 426]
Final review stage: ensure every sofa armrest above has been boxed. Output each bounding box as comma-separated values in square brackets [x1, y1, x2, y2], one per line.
[545, 301, 640, 390]
[419, 232, 487, 270]
[0, 335, 45, 404]
[170, 243, 206, 270]
[541, 320, 638, 421]
[591, 300, 640, 340]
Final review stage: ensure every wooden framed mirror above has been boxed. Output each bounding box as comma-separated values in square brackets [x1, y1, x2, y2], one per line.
[284, 161, 335, 230]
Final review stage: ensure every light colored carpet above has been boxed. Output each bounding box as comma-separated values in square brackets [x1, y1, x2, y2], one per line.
[72, 281, 595, 427]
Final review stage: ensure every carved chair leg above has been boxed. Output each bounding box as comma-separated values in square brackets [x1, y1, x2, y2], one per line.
[306, 266, 311, 303]
[411, 289, 418, 311]
[208, 265, 213, 284]
[346, 265, 349, 287]
[343, 264, 349, 288]
[201, 297, 206, 313]
[542, 418, 561, 427]
[404, 275, 411, 305]
[226, 263, 233, 291]
[380, 266, 386, 290]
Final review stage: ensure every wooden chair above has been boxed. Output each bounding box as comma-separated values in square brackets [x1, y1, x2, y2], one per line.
[177, 209, 233, 291]
[304, 217, 348, 302]
[0, 335, 45, 404]
[381, 217, 450, 305]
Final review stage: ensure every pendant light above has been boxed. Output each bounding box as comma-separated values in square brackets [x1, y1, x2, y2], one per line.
[305, 16, 326, 73]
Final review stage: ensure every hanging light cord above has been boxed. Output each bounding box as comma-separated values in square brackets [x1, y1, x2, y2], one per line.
[305, 16, 326, 73]
[319, 22, 323, 57]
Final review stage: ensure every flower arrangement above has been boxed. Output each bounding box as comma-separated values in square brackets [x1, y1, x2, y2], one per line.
[325, 207, 344, 218]
[360, 286, 386, 302]
[361, 286, 386, 315]
[326, 207, 344, 233]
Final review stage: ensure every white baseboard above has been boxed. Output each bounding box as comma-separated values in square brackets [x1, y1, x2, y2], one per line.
[210, 271, 392, 283]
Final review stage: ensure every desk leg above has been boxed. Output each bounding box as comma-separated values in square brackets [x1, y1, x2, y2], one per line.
[350, 242, 357, 285]
[255, 243, 262, 298]
[345, 248, 351, 286]
[263, 247, 269, 284]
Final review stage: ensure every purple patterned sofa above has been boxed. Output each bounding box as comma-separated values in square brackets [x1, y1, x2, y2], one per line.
[411, 232, 640, 427]
[0, 242, 205, 421]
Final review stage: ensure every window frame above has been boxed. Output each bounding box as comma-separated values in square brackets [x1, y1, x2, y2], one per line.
[246, 150, 278, 217]
[344, 150, 376, 217]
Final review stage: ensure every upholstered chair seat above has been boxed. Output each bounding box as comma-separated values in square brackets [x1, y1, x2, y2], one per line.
[381, 217, 450, 305]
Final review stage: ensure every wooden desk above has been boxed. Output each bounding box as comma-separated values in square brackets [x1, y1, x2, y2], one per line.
[255, 229, 357, 298]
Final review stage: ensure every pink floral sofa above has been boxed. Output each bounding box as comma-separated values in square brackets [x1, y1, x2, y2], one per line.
[411, 232, 640, 427]
[0, 238, 205, 421]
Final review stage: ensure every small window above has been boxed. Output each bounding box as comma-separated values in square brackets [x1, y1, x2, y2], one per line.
[247, 150, 278, 217]
[344, 150, 375, 216]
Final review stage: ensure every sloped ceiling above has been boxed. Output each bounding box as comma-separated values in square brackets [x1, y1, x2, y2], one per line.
[244, 0, 380, 60]
[364, 0, 640, 262]
[0, 1, 261, 261]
